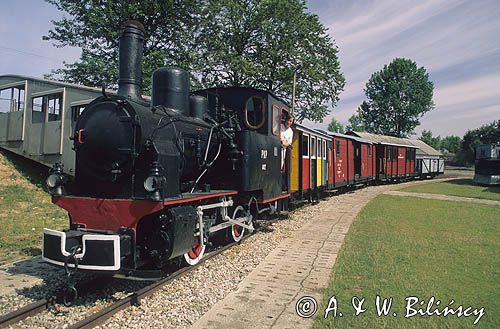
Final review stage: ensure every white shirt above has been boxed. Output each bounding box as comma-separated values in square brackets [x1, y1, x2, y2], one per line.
[281, 124, 293, 147]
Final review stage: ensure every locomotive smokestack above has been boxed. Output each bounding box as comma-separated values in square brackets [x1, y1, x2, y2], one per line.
[117, 20, 146, 100]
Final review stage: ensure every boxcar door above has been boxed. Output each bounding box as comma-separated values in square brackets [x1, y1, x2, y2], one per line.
[29, 89, 65, 156]
[316, 137, 322, 187]
[322, 140, 327, 186]
[353, 141, 361, 180]
[0, 82, 26, 143]
[311, 136, 317, 189]
[328, 141, 334, 187]
[301, 134, 310, 191]
[290, 129, 300, 192]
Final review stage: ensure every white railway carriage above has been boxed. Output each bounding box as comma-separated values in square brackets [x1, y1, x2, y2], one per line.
[0, 75, 118, 174]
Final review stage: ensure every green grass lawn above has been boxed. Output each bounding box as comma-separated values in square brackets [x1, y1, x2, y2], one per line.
[0, 152, 67, 265]
[315, 195, 499, 329]
[401, 178, 500, 201]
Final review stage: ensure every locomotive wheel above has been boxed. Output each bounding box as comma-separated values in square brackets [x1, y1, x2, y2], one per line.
[183, 238, 206, 266]
[230, 206, 247, 243]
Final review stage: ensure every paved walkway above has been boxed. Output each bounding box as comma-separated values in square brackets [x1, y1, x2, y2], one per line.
[384, 190, 500, 206]
[190, 180, 439, 329]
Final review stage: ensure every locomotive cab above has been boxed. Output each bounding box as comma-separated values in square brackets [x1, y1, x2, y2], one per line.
[194, 87, 292, 200]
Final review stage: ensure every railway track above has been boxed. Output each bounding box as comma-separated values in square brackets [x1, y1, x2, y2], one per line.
[0, 232, 256, 329]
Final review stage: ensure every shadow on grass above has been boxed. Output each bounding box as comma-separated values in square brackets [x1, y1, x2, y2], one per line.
[487, 186, 500, 193]
[21, 247, 42, 257]
[0, 148, 49, 190]
[446, 178, 476, 186]
[446, 178, 500, 193]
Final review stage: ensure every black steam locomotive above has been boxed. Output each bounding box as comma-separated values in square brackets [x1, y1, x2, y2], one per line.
[42, 21, 288, 278]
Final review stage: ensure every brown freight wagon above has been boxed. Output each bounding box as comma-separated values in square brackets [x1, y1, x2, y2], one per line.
[348, 131, 418, 181]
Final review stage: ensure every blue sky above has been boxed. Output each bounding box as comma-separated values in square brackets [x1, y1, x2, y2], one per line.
[1, 0, 499, 137]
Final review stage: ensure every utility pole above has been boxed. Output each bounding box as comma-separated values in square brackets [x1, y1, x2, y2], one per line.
[291, 70, 297, 115]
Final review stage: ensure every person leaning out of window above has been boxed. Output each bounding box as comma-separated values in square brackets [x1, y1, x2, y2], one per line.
[280, 113, 294, 172]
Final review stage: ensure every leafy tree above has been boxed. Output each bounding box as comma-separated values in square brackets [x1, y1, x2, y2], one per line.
[195, 0, 344, 121]
[440, 135, 461, 154]
[44, 0, 345, 121]
[356, 58, 434, 137]
[457, 120, 500, 166]
[346, 112, 365, 132]
[327, 117, 344, 133]
[419, 130, 441, 150]
[44, 0, 202, 93]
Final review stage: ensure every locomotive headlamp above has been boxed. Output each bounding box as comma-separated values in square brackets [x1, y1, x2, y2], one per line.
[144, 162, 166, 201]
[46, 174, 63, 188]
[144, 176, 165, 192]
[47, 162, 67, 196]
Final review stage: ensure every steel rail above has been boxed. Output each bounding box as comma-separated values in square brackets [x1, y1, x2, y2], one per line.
[0, 297, 56, 328]
[67, 235, 252, 329]
[0, 218, 278, 328]
[0, 277, 112, 328]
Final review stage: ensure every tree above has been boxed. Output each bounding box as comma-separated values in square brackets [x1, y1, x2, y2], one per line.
[457, 120, 500, 166]
[44, 0, 345, 122]
[440, 135, 461, 154]
[194, 0, 344, 122]
[346, 112, 365, 132]
[419, 130, 441, 150]
[44, 0, 202, 93]
[327, 117, 344, 133]
[356, 58, 434, 137]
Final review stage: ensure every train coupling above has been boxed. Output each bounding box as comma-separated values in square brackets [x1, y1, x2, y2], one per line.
[42, 228, 123, 272]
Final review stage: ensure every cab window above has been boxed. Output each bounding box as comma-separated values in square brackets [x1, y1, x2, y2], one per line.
[272, 104, 280, 136]
[244, 96, 265, 129]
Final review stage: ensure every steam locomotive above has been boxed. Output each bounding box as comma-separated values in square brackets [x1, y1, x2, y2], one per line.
[42, 21, 286, 278]
[42, 21, 430, 280]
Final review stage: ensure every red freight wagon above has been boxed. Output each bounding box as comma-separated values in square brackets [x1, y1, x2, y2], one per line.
[329, 133, 376, 187]
[331, 134, 350, 187]
[348, 132, 418, 181]
[376, 143, 409, 180]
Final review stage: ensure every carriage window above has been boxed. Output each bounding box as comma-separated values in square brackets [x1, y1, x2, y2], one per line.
[368, 145, 372, 157]
[0, 86, 25, 113]
[323, 141, 327, 159]
[302, 135, 309, 156]
[393, 147, 398, 159]
[317, 139, 321, 158]
[47, 94, 61, 121]
[72, 105, 86, 121]
[335, 140, 340, 156]
[272, 104, 280, 136]
[387, 146, 392, 160]
[32, 96, 45, 123]
[244, 96, 265, 129]
[311, 138, 316, 157]
[32, 92, 63, 123]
